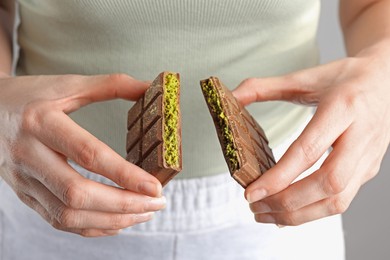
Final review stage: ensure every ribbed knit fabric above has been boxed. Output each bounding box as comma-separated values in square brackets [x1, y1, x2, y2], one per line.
[16, 0, 320, 178]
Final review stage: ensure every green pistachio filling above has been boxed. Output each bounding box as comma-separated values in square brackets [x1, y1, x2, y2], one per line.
[163, 74, 180, 168]
[201, 79, 239, 171]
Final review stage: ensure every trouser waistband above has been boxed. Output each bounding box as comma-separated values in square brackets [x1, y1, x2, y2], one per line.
[71, 162, 252, 233]
[129, 172, 251, 233]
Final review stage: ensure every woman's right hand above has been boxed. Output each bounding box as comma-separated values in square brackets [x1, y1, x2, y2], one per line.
[0, 73, 166, 237]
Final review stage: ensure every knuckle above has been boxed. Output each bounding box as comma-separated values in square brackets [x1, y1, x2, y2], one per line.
[115, 169, 129, 188]
[372, 163, 381, 177]
[21, 102, 56, 133]
[79, 229, 95, 237]
[242, 77, 258, 87]
[56, 208, 77, 228]
[109, 214, 128, 230]
[50, 219, 64, 230]
[119, 199, 139, 213]
[283, 212, 300, 226]
[10, 144, 24, 165]
[15, 191, 32, 205]
[104, 73, 133, 98]
[324, 170, 347, 195]
[330, 197, 350, 215]
[14, 190, 25, 200]
[21, 103, 39, 132]
[366, 165, 380, 182]
[364, 158, 382, 183]
[76, 141, 98, 170]
[10, 172, 29, 192]
[78, 229, 96, 237]
[249, 202, 258, 213]
[240, 78, 261, 101]
[344, 89, 364, 110]
[78, 229, 110, 237]
[279, 196, 296, 213]
[273, 174, 291, 189]
[106, 73, 132, 87]
[297, 138, 322, 166]
[62, 181, 86, 209]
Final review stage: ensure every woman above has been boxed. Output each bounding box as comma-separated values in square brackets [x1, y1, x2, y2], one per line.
[0, 0, 389, 259]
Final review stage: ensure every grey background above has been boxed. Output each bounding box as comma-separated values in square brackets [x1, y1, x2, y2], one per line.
[318, 1, 390, 259]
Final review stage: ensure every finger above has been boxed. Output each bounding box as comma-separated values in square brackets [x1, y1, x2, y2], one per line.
[19, 174, 156, 230]
[52, 208, 155, 230]
[254, 181, 360, 226]
[48, 198, 155, 230]
[17, 192, 122, 237]
[27, 111, 162, 197]
[60, 74, 150, 113]
[250, 126, 363, 213]
[69, 229, 122, 237]
[232, 60, 344, 106]
[245, 100, 353, 203]
[17, 137, 166, 212]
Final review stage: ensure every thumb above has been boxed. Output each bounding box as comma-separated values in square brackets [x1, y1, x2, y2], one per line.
[232, 63, 339, 106]
[64, 74, 150, 113]
[232, 77, 299, 106]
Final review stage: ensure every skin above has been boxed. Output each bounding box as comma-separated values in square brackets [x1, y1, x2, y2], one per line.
[1, 0, 389, 236]
[232, 0, 390, 226]
[0, 1, 165, 237]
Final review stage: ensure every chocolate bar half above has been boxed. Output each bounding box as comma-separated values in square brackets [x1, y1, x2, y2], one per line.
[200, 77, 276, 188]
[126, 72, 182, 186]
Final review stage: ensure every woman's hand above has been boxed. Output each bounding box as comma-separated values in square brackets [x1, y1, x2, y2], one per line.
[232, 43, 390, 226]
[0, 74, 166, 237]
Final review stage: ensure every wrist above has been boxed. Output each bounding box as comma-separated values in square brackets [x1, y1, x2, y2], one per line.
[354, 38, 390, 59]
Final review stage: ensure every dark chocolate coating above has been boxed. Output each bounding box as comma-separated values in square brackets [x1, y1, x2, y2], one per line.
[126, 72, 182, 186]
[200, 77, 276, 188]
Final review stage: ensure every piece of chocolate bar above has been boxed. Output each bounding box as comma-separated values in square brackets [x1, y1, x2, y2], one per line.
[200, 77, 276, 188]
[126, 72, 182, 186]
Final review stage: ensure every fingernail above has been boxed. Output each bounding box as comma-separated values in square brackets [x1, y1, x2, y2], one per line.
[145, 196, 167, 211]
[256, 214, 275, 223]
[254, 202, 272, 214]
[247, 189, 267, 203]
[276, 224, 286, 228]
[139, 182, 161, 197]
[134, 212, 154, 223]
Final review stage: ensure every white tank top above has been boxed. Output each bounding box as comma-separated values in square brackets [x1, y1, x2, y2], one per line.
[16, 0, 320, 178]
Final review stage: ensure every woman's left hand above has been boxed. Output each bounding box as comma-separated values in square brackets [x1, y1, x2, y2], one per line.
[232, 43, 390, 226]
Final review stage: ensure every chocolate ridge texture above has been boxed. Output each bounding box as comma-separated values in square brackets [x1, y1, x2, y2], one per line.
[126, 72, 182, 186]
[200, 77, 276, 188]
